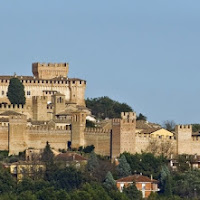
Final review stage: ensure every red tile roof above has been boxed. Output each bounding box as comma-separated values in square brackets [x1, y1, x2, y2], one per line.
[116, 175, 157, 183]
[56, 152, 87, 162]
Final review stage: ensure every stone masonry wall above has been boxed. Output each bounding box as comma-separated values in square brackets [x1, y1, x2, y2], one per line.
[84, 128, 111, 156]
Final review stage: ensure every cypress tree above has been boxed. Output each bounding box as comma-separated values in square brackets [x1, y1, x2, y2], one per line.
[7, 77, 26, 105]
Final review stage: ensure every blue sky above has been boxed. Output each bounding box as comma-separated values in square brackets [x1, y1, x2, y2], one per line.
[0, 1, 200, 124]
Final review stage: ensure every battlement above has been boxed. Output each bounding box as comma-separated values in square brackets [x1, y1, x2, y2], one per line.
[85, 127, 111, 134]
[121, 112, 136, 120]
[175, 124, 192, 133]
[0, 123, 8, 127]
[33, 62, 69, 68]
[112, 119, 121, 123]
[135, 133, 176, 140]
[32, 96, 48, 102]
[0, 104, 25, 109]
[26, 125, 70, 134]
[32, 62, 69, 79]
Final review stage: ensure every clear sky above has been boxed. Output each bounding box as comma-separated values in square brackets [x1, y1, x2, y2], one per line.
[0, 1, 200, 124]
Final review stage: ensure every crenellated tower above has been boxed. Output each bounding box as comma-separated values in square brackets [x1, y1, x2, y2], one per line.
[175, 125, 192, 155]
[111, 112, 136, 158]
[32, 96, 48, 121]
[9, 115, 27, 155]
[71, 112, 87, 149]
[32, 62, 69, 79]
[52, 92, 65, 115]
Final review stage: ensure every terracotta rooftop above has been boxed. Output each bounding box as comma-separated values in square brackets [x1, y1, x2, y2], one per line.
[140, 128, 161, 134]
[56, 152, 87, 162]
[116, 175, 157, 183]
[0, 111, 24, 116]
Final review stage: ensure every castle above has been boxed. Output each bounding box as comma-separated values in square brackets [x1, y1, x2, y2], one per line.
[0, 62, 199, 158]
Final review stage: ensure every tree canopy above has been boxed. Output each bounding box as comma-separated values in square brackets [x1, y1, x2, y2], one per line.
[86, 96, 133, 119]
[7, 77, 26, 105]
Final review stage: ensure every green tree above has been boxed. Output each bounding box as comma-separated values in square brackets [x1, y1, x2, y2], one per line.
[160, 165, 172, 197]
[86, 96, 133, 119]
[172, 170, 200, 198]
[123, 152, 167, 179]
[103, 171, 116, 190]
[116, 155, 131, 178]
[86, 151, 99, 173]
[41, 141, 54, 165]
[50, 167, 84, 191]
[18, 191, 37, 200]
[0, 164, 16, 194]
[7, 77, 26, 105]
[123, 184, 142, 200]
[137, 113, 147, 121]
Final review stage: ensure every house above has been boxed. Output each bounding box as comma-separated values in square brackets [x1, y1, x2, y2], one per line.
[55, 152, 87, 168]
[9, 161, 46, 181]
[116, 174, 159, 198]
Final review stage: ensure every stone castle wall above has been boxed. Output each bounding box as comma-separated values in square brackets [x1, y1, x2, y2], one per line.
[84, 128, 111, 156]
[26, 126, 71, 151]
[0, 103, 32, 119]
[135, 133, 177, 155]
[0, 124, 8, 151]
[0, 77, 86, 107]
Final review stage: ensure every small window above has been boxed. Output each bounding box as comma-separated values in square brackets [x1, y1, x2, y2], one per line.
[27, 91, 31, 96]
[2, 91, 4, 95]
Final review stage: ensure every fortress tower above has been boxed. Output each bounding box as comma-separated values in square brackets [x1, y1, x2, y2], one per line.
[9, 115, 27, 155]
[32, 96, 48, 121]
[32, 62, 69, 79]
[52, 92, 65, 115]
[112, 112, 136, 158]
[175, 125, 192, 155]
[71, 112, 87, 149]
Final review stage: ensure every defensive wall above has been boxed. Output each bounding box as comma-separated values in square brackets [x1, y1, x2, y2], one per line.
[0, 103, 32, 119]
[0, 123, 8, 151]
[135, 133, 177, 155]
[84, 127, 111, 156]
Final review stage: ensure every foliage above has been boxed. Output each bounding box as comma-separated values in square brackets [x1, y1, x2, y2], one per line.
[86, 151, 99, 173]
[103, 171, 116, 190]
[0, 151, 8, 161]
[0, 164, 16, 194]
[49, 167, 84, 191]
[82, 145, 95, 153]
[162, 120, 176, 131]
[86, 96, 133, 119]
[123, 184, 142, 200]
[176, 154, 190, 172]
[116, 154, 131, 178]
[137, 113, 147, 121]
[41, 141, 54, 166]
[86, 120, 96, 127]
[122, 152, 167, 179]
[7, 77, 26, 105]
[172, 170, 200, 199]
[192, 124, 200, 132]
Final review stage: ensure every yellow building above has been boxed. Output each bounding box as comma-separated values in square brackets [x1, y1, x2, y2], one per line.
[10, 161, 46, 181]
[151, 128, 174, 138]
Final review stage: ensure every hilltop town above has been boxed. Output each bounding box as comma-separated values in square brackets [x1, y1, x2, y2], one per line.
[0, 62, 200, 199]
[0, 62, 198, 159]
